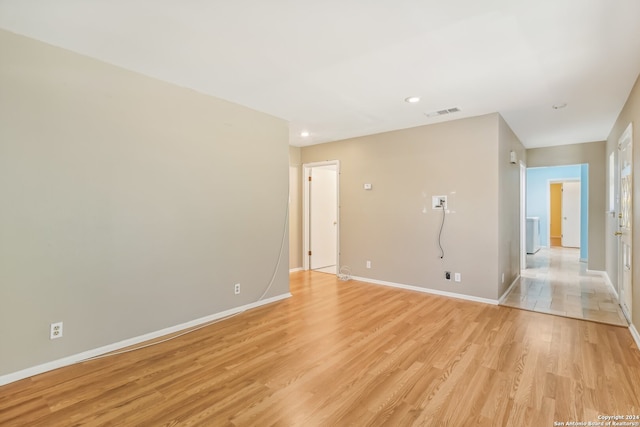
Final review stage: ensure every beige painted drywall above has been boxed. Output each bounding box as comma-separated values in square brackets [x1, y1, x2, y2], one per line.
[301, 113, 521, 301]
[527, 141, 606, 271]
[0, 30, 290, 377]
[605, 72, 640, 331]
[498, 116, 527, 297]
[289, 146, 302, 270]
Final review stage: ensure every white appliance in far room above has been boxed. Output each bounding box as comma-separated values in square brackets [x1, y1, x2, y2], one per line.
[526, 217, 541, 254]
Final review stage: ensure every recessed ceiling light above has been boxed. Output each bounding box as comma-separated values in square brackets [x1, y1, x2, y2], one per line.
[405, 96, 421, 103]
[552, 103, 567, 110]
[300, 131, 310, 137]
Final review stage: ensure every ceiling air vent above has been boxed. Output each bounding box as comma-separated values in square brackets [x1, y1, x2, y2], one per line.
[425, 107, 461, 118]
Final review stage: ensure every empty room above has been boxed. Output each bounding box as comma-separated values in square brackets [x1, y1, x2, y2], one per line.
[1, 1, 640, 426]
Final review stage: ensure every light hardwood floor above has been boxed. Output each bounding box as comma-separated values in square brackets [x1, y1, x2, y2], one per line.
[502, 247, 628, 326]
[1, 271, 639, 426]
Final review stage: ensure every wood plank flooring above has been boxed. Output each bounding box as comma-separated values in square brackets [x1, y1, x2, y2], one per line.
[502, 247, 628, 326]
[1, 271, 639, 426]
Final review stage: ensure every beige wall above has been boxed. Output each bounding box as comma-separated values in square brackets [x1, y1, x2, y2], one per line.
[289, 146, 302, 270]
[0, 30, 290, 377]
[527, 141, 607, 271]
[301, 113, 521, 301]
[605, 72, 640, 331]
[498, 116, 527, 296]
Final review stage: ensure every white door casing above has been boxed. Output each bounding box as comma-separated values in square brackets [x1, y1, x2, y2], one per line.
[618, 123, 633, 320]
[520, 161, 527, 270]
[302, 161, 340, 273]
[310, 166, 337, 270]
[561, 181, 581, 248]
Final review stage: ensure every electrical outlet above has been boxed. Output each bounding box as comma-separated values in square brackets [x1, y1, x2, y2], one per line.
[454, 273, 461, 282]
[234, 283, 240, 295]
[366, 260, 371, 269]
[50, 322, 63, 340]
[432, 195, 447, 209]
[445, 271, 451, 281]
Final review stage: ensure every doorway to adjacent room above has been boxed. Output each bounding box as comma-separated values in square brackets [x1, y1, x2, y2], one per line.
[302, 161, 340, 274]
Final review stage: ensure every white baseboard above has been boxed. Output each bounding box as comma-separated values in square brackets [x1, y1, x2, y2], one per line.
[498, 274, 521, 304]
[0, 293, 292, 387]
[587, 269, 618, 299]
[630, 324, 640, 351]
[351, 276, 498, 305]
[289, 267, 303, 273]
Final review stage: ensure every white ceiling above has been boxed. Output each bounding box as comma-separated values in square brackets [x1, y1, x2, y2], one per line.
[1, 0, 639, 148]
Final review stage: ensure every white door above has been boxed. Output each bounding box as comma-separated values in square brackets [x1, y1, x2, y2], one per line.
[561, 181, 580, 248]
[618, 123, 633, 320]
[520, 162, 527, 270]
[309, 165, 337, 272]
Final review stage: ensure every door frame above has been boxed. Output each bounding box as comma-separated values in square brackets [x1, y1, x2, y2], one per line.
[302, 160, 340, 272]
[520, 161, 527, 270]
[617, 123, 633, 321]
[546, 178, 580, 249]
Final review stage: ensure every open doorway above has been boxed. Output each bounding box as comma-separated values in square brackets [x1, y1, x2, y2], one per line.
[526, 164, 588, 262]
[502, 163, 627, 326]
[549, 180, 581, 248]
[302, 161, 340, 274]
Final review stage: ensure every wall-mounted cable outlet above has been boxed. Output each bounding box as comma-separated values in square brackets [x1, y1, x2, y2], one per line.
[234, 283, 241, 295]
[445, 271, 451, 281]
[50, 322, 63, 340]
[366, 260, 371, 269]
[432, 195, 447, 209]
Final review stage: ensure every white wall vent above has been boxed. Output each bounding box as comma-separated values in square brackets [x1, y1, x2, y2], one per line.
[425, 107, 461, 118]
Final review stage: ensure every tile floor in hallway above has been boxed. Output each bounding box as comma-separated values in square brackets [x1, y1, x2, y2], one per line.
[501, 247, 628, 326]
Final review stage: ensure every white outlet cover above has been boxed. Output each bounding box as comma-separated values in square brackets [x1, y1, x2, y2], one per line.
[50, 322, 63, 340]
[432, 195, 447, 209]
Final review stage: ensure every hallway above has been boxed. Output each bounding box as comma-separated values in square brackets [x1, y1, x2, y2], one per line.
[501, 247, 628, 326]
